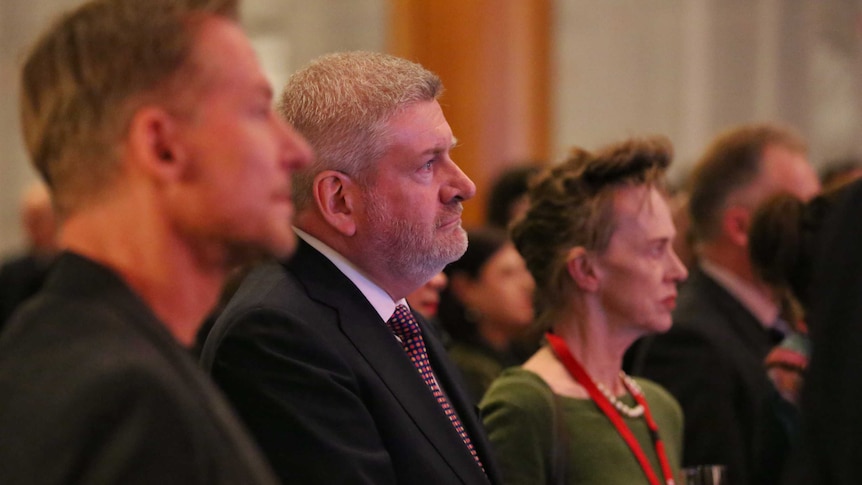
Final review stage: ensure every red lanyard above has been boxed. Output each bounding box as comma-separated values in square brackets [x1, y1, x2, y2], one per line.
[546, 332, 675, 485]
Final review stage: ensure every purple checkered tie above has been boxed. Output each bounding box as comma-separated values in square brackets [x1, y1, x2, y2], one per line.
[386, 305, 485, 471]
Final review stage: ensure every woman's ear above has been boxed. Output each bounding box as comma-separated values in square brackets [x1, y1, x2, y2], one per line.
[566, 246, 600, 292]
[313, 170, 358, 236]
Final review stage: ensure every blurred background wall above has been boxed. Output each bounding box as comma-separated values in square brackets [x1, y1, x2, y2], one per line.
[2, 0, 861, 257]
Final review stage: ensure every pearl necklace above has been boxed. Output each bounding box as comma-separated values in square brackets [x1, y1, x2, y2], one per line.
[595, 372, 645, 418]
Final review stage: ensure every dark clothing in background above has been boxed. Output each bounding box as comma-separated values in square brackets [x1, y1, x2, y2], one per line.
[0, 253, 53, 328]
[447, 337, 523, 405]
[627, 268, 775, 485]
[786, 179, 862, 485]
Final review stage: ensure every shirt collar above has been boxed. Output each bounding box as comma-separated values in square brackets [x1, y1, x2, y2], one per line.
[294, 227, 405, 322]
[699, 258, 779, 328]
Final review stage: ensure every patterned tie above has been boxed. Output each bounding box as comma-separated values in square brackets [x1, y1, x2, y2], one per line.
[386, 305, 485, 471]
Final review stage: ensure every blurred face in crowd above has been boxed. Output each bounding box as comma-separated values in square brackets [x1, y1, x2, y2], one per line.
[407, 272, 448, 319]
[168, 17, 312, 264]
[759, 144, 821, 202]
[594, 185, 688, 335]
[457, 243, 535, 335]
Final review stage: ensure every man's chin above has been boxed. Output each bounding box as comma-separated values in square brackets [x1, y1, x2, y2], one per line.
[440, 231, 469, 264]
[225, 231, 296, 267]
[652, 317, 674, 335]
[269, 232, 299, 261]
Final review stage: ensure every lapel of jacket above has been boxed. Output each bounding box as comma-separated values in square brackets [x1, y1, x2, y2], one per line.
[288, 242, 490, 484]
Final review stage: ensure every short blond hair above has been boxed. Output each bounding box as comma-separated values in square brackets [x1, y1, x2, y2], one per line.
[19, 0, 239, 214]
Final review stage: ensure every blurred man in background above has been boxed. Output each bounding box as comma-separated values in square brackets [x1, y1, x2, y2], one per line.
[627, 123, 821, 485]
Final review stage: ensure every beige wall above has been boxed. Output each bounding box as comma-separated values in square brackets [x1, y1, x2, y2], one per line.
[0, 0, 83, 257]
[553, 0, 862, 184]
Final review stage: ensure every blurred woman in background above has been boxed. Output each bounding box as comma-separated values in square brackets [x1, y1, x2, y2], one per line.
[407, 272, 449, 321]
[438, 226, 536, 403]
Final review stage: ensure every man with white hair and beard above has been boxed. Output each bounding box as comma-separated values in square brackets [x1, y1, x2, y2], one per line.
[201, 51, 502, 485]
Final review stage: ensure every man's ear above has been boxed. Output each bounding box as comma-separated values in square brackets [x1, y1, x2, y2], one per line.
[314, 170, 359, 236]
[566, 246, 600, 292]
[125, 106, 187, 182]
[722, 205, 751, 247]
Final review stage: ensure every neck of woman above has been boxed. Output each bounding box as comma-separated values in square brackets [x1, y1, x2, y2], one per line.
[547, 309, 635, 396]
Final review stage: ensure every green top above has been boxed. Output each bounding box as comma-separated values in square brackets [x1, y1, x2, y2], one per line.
[480, 367, 683, 485]
[448, 339, 521, 404]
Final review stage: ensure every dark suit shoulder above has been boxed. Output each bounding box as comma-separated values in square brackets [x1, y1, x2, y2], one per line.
[0, 256, 278, 485]
[200, 244, 501, 485]
[0, 300, 275, 485]
[201, 259, 405, 484]
[201, 260, 349, 374]
[673, 272, 737, 330]
[661, 270, 763, 352]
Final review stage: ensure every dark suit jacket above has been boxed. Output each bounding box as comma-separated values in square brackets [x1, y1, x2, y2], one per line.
[786, 179, 862, 485]
[626, 268, 774, 485]
[200, 241, 502, 485]
[0, 252, 53, 328]
[0, 252, 277, 485]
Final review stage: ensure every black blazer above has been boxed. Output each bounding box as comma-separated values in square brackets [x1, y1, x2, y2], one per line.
[0, 253, 277, 485]
[201, 241, 501, 485]
[627, 268, 774, 485]
[786, 179, 862, 485]
[0, 252, 53, 328]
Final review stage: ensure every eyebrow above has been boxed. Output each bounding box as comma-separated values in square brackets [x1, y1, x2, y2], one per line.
[648, 236, 673, 246]
[420, 137, 459, 156]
